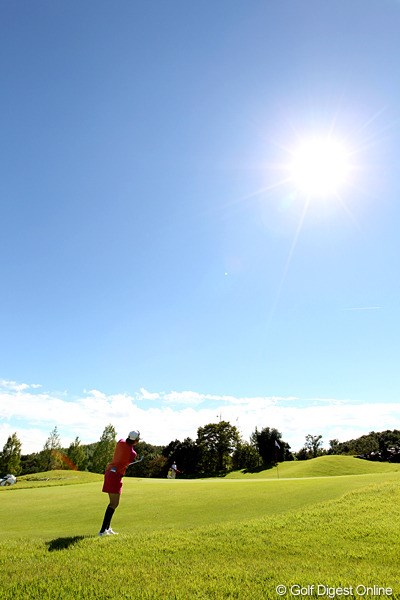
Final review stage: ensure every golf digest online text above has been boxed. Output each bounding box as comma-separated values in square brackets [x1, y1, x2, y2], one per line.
[275, 584, 393, 598]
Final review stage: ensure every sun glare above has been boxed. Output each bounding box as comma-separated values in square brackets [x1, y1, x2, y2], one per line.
[290, 137, 350, 197]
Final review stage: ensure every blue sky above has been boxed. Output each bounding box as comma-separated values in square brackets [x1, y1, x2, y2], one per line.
[1, 1, 400, 454]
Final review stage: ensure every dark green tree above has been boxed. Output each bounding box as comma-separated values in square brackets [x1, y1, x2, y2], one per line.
[20, 452, 41, 475]
[328, 439, 340, 455]
[232, 441, 261, 471]
[91, 424, 117, 473]
[196, 421, 240, 474]
[0, 432, 22, 476]
[146, 454, 168, 478]
[39, 426, 62, 471]
[125, 440, 163, 478]
[250, 427, 284, 465]
[295, 446, 309, 461]
[162, 437, 200, 476]
[162, 439, 181, 462]
[67, 437, 88, 471]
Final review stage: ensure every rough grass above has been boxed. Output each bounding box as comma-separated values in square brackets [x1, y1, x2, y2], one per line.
[1, 459, 399, 599]
[1, 477, 399, 599]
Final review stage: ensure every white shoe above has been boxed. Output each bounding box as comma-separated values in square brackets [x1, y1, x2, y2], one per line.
[107, 528, 119, 535]
[98, 530, 110, 537]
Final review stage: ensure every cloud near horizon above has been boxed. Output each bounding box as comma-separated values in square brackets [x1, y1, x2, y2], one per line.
[1, 380, 399, 455]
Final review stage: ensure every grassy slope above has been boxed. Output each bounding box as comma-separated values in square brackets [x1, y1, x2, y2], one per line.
[1, 475, 399, 599]
[2, 469, 103, 489]
[1, 471, 399, 539]
[1, 461, 399, 598]
[225, 455, 400, 479]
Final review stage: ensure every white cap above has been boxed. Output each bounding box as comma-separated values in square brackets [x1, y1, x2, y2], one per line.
[128, 430, 140, 441]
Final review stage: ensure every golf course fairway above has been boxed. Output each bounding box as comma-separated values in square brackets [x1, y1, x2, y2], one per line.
[1, 456, 399, 599]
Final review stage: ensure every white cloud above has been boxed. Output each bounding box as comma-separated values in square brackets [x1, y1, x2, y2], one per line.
[0, 379, 41, 393]
[163, 391, 209, 406]
[137, 388, 299, 408]
[0, 381, 399, 455]
[138, 388, 160, 401]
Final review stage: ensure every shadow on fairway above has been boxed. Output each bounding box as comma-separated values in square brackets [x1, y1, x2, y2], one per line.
[47, 536, 87, 551]
[243, 463, 276, 474]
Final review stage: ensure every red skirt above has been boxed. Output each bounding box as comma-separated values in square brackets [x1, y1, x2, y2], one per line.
[102, 469, 123, 494]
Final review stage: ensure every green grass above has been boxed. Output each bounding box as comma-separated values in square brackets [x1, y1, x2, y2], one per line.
[1, 459, 399, 599]
[0, 469, 103, 489]
[225, 455, 400, 479]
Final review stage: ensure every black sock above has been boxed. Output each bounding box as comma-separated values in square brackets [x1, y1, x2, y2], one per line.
[100, 506, 115, 533]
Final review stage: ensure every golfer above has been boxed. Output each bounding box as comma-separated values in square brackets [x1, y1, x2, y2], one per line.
[98, 430, 140, 536]
[170, 462, 180, 479]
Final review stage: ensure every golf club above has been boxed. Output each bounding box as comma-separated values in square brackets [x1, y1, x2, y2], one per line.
[128, 455, 144, 466]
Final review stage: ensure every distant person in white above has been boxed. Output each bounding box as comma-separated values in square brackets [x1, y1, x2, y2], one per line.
[168, 462, 180, 479]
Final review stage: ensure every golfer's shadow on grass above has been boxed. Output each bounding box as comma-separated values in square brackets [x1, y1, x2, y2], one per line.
[47, 536, 87, 552]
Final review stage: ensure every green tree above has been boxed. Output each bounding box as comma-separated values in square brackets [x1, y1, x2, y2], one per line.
[328, 439, 340, 455]
[196, 421, 240, 474]
[295, 446, 309, 461]
[146, 454, 168, 478]
[20, 452, 41, 475]
[250, 427, 284, 465]
[0, 432, 22, 476]
[91, 424, 117, 473]
[305, 434, 323, 458]
[67, 437, 88, 471]
[162, 437, 200, 476]
[39, 426, 62, 471]
[162, 439, 181, 462]
[125, 440, 163, 478]
[232, 441, 261, 471]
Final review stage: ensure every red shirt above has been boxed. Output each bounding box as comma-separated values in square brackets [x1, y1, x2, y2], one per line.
[106, 440, 137, 476]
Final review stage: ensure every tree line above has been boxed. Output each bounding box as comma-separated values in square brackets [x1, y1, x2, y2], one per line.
[327, 429, 400, 461]
[1, 424, 400, 479]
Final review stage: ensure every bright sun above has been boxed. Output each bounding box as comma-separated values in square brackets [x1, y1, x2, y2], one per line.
[290, 137, 350, 197]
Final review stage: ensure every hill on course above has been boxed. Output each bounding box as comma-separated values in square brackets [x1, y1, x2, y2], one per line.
[225, 454, 400, 479]
[1, 455, 399, 491]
